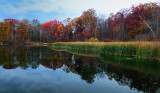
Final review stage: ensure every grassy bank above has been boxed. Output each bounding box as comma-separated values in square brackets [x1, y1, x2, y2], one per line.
[51, 42, 160, 61]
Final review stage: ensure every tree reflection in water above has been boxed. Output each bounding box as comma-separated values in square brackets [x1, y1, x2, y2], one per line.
[0, 46, 160, 93]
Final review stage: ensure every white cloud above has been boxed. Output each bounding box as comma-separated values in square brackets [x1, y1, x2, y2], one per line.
[0, 0, 158, 21]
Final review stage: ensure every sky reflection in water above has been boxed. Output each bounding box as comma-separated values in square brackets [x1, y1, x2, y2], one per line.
[0, 46, 159, 93]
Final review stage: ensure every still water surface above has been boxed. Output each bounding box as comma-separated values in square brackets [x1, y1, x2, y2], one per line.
[0, 46, 160, 93]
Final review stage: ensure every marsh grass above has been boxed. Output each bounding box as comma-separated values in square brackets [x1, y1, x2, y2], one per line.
[100, 54, 160, 75]
[51, 42, 160, 61]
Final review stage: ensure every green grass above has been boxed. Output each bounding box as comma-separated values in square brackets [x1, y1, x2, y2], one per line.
[100, 44, 137, 56]
[51, 42, 160, 61]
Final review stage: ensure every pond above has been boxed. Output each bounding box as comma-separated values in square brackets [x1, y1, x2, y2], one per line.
[0, 46, 160, 93]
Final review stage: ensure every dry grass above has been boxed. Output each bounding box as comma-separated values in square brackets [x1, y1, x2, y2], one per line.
[54, 41, 160, 47]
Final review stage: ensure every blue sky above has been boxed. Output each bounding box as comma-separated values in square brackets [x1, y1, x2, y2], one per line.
[0, 0, 158, 23]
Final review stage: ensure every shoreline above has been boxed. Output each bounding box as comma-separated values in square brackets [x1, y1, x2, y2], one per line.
[0, 42, 50, 46]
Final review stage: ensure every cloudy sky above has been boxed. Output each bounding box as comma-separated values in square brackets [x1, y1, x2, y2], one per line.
[0, 0, 158, 23]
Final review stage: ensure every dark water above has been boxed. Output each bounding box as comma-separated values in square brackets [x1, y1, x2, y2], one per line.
[0, 46, 160, 93]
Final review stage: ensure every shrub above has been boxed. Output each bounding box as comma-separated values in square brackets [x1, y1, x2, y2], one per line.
[89, 37, 98, 42]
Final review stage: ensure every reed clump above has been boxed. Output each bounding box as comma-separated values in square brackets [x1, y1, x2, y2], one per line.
[51, 42, 160, 61]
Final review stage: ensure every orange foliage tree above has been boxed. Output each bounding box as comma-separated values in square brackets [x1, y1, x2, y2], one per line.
[16, 22, 28, 43]
[81, 8, 97, 38]
[4, 18, 18, 43]
[0, 22, 12, 42]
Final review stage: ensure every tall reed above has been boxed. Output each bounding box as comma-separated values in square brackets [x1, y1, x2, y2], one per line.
[51, 42, 160, 61]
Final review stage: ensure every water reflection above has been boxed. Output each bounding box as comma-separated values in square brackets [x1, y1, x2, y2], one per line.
[0, 46, 160, 93]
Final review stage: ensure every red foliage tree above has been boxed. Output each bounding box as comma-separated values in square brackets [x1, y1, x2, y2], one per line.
[124, 3, 156, 38]
[41, 20, 63, 42]
[82, 29, 92, 39]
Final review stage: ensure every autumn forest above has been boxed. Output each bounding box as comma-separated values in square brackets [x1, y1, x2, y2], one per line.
[0, 2, 160, 44]
[1, 1, 160, 93]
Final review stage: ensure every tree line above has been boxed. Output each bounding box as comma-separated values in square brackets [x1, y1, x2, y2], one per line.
[0, 2, 160, 43]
